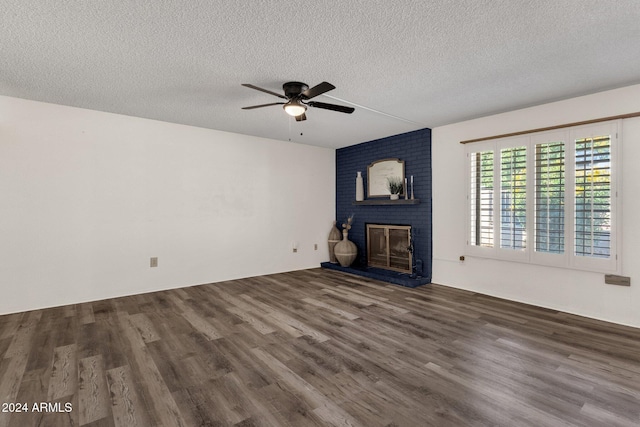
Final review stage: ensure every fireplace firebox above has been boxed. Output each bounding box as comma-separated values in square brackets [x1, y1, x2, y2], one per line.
[366, 224, 412, 273]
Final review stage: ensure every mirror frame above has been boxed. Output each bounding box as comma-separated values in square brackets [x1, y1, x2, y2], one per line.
[367, 158, 405, 198]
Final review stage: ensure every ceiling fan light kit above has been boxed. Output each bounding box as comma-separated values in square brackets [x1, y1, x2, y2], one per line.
[283, 101, 307, 117]
[242, 81, 354, 121]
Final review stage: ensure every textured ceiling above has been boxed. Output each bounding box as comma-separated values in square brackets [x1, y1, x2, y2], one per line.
[2, 1, 640, 148]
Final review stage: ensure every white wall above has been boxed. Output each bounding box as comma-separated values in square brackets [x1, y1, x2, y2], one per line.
[0, 96, 335, 315]
[432, 84, 640, 328]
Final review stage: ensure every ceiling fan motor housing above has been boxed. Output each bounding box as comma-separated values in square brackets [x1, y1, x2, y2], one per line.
[283, 82, 309, 99]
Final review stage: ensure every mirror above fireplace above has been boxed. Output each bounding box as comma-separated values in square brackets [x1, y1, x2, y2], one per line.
[367, 158, 405, 198]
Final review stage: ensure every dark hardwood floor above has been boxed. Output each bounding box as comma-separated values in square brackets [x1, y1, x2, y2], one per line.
[1, 268, 640, 426]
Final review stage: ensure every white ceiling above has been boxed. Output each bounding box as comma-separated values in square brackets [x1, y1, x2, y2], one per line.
[3, 1, 640, 149]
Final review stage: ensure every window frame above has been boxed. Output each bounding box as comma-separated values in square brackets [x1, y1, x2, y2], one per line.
[465, 120, 621, 274]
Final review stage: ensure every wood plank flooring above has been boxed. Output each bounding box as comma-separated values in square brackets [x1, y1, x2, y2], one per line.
[1, 268, 640, 426]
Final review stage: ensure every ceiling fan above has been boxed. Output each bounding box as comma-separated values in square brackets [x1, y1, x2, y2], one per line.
[241, 81, 355, 121]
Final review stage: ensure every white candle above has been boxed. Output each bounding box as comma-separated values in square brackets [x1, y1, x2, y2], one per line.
[411, 175, 413, 184]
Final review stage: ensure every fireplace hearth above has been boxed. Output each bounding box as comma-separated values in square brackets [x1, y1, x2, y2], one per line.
[319, 262, 430, 288]
[321, 223, 428, 288]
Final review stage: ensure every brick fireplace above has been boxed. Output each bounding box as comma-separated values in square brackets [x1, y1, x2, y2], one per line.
[322, 128, 432, 288]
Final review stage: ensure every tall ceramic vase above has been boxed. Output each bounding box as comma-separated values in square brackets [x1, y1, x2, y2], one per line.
[327, 221, 342, 263]
[355, 171, 364, 201]
[334, 229, 357, 267]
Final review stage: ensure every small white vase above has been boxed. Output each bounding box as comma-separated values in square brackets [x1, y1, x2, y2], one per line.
[355, 171, 364, 201]
[390, 194, 399, 200]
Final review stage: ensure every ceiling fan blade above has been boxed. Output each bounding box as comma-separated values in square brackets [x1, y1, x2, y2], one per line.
[301, 82, 335, 99]
[241, 102, 285, 110]
[295, 113, 307, 122]
[308, 101, 355, 114]
[241, 84, 287, 99]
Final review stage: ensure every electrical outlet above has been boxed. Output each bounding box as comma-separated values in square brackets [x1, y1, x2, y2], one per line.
[150, 257, 158, 267]
[314, 243, 318, 250]
[459, 255, 465, 261]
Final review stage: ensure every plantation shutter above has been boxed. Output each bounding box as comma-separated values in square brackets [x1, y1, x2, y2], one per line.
[534, 141, 565, 254]
[500, 147, 527, 250]
[469, 150, 494, 247]
[574, 135, 612, 258]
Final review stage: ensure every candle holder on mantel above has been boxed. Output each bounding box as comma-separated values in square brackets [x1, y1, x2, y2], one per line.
[404, 178, 409, 200]
[410, 175, 415, 200]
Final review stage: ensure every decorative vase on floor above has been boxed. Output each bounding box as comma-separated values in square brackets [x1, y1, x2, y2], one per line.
[390, 193, 399, 200]
[334, 230, 357, 267]
[355, 171, 364, 201]
[327, 221, 342, 263]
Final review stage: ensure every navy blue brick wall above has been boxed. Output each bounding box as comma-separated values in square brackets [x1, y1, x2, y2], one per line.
[335, 128, 432, 280]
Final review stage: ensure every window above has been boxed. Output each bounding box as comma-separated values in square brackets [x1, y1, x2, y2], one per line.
[466, 121, 620, 273]
[469, 150, 494, 247]
[535, 141, 565, 254]
[500, 146, 527, 250]
[574, 135, 611, 258]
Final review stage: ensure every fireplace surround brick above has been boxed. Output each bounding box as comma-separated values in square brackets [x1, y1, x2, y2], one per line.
[333, 128, 432, 284]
